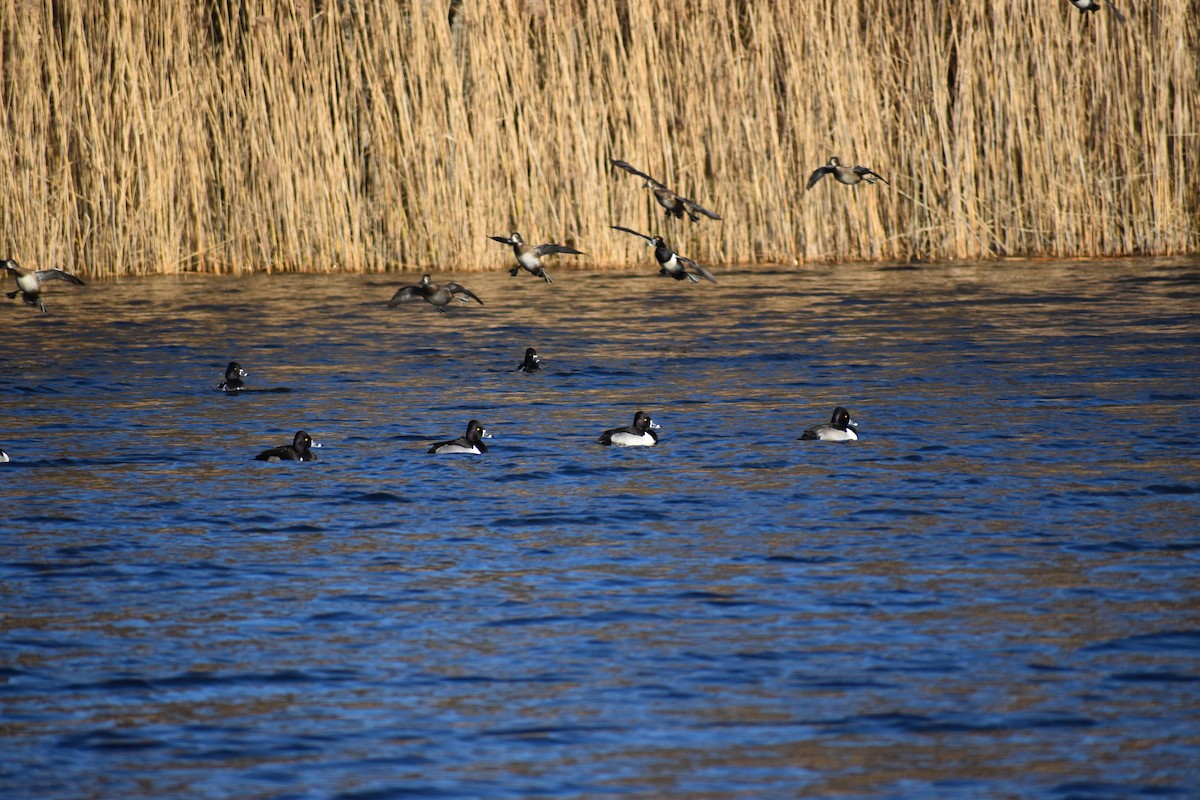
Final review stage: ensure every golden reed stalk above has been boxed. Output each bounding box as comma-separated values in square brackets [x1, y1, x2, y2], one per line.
[0, 0, 1196, 276]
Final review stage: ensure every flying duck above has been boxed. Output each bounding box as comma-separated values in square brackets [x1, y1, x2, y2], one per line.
[610, 159, 721, 223]
[255, 430, 321, 461]
[610, 226, 717, 283]
[806, 157, 890, 189]
[488, 232, 584, 284]
[799, 407, 860, 442]
[387, 274, 483, 313]
[2, 258, 85, 313]
[1066, 0, 1101, 12]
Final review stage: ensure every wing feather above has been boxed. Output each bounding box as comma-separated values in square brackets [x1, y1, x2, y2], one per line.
[534, 243, 584, 257]
[610, 159, 655, 183]
[444, 283, 483, 305]
[35, 269, 85, 285]
[610, 225, 655, 244]
[806, 166, 832, 189]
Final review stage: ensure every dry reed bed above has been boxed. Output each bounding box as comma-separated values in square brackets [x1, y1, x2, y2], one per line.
[0, 0, 1196, 276]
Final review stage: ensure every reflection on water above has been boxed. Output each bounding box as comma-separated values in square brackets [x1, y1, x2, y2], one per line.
[2, 259, 1199, 798]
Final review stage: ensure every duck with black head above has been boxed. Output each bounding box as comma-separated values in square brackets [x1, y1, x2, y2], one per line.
[255, 430, 321, 461]
[799, 407, 860, 442]
[428, 419, 492, 454]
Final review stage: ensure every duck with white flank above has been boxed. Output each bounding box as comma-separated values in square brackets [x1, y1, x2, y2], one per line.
[2, 258, 85, 313]
[599, 411, 660, 447]
[799, 407, 860, 442]
[610, 159, 721, 223]
[428, 419, 491, 454]
[610, 226, 717, 284]
[387, 274, 483, 313]
[488, 232, 584, 284]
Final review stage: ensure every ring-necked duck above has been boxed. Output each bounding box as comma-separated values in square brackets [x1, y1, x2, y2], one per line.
[2, 258, 85, 313]
[387, 274, 483, 313]
[0, 448, 9, 463]
[806, 157, 890, 189]
[611, 160, 721, 222]
[255, 430, 321, 461]
[599, 410, 660, 447]
[1067, 0, 1100, 12]
[610, 226, 717, 283]
[799, 407, 859, 441]
[488, 232, 584, 284]
[217, 361, 248, 392]
[516, 347, 542, 373]
[428, 419, 491, 454]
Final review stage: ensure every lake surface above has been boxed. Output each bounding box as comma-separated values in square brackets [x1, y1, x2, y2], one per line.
[2, 259, 1198, 799]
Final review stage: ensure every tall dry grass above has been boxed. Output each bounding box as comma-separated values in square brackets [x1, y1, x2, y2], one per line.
[0, 0, 1196, 276]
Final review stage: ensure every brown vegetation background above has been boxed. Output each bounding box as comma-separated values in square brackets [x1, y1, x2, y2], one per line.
[1, 0, 1197, 276]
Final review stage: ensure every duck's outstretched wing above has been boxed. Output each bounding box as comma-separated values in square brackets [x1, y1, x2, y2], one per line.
[610, 159, 657, 184]
[853, 166, 889, 185]
[445, 283, 483, 305]
[806, 165, 834, 189]
[610, 225, 655, 244]
[681, 197, 722, 221]
[679, 256, 718, 284]
[488, 235, 516, 246]
[534, 243, 584, 257]
[35, 269, 85, 285]
[387, 285, 421, 307]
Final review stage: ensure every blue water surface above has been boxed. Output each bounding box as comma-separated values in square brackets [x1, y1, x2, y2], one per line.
[2, 259, 1198, 799]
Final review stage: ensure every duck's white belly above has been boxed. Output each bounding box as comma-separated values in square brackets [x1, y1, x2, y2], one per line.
[610, 431, 656, 447]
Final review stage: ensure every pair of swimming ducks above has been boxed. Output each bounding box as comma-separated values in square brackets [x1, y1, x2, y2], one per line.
[250, 405, 860, 463]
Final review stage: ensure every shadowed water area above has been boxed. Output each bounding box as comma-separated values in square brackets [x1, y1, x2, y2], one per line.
[2, 259, 1198, 798]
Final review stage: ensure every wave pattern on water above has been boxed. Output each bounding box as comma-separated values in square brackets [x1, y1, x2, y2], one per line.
[2, 261, 1199, 799]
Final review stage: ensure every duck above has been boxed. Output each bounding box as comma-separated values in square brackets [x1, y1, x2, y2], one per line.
[599, 410, 660, 447]
[806, 157, 890, 189]
[488, 232, 584, 283]
[387, 274, 483, 313]
[610, 159, 721, 222]
[255, 430, 321, 461]
[428, 419, 491, 454]
[799, 407, 859, 441]
[1066, 0, 1101, 12]
[516, 347, 542, 373]
[217, 361, 248, 392]
[0, 448, 9, 463]
[610, 226, 717, 283]
[1, 258, 85, 313]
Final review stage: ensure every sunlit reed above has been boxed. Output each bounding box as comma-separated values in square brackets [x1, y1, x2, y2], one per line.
[0, 0, 1195, 276]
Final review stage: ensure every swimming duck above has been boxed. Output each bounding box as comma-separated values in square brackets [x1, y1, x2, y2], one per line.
[516, 347, 542, 373]
[0, 448, 9, 463]
[217, 361, 248, 392]
[806, 157, 890, 189]
[428, 419, 491, 454]
[610, 159, 721, 223]
[1066, 0, 1101, 12]
[610, 226, 717, 283]
[599, 410, 660, 447]
[387, 274, 483, 313]
[1, 258, 85, 313]
[488, 232, 584, 284]
[799, 407, 859, 441]
[255, 430, 321, 461]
